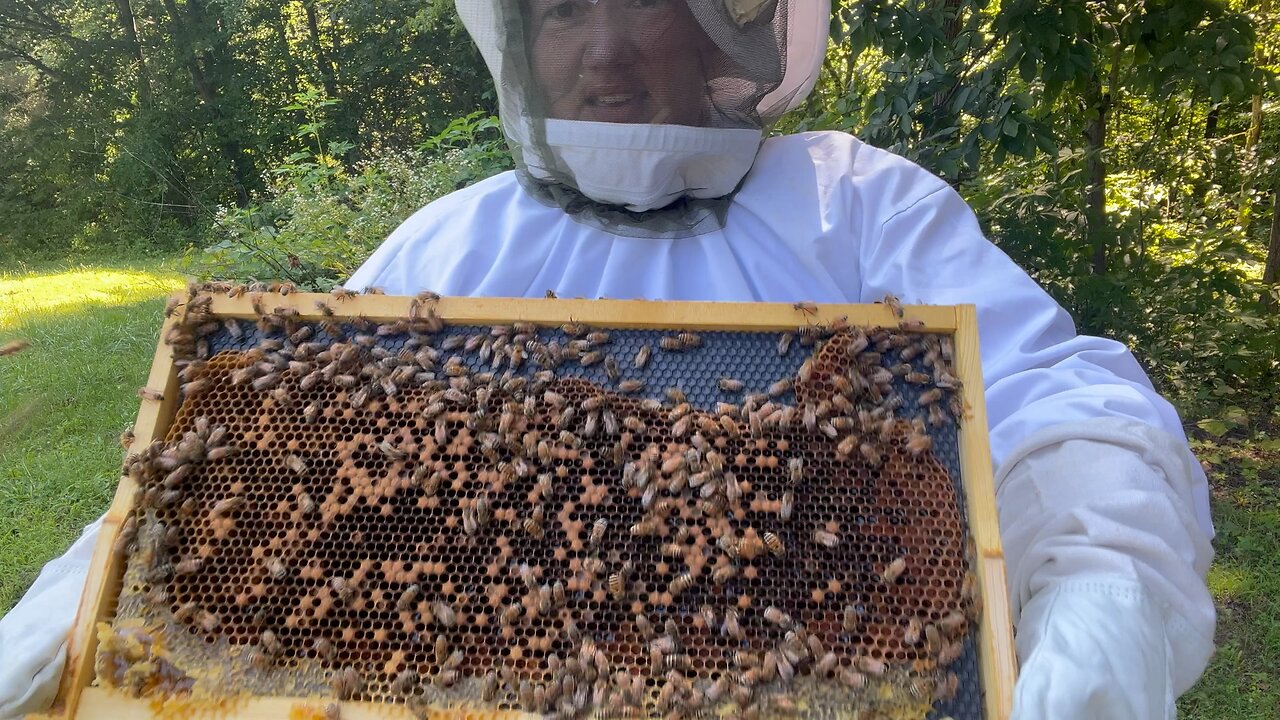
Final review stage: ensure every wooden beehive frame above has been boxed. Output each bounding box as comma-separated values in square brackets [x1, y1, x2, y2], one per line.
[36, 295, 1016, 720]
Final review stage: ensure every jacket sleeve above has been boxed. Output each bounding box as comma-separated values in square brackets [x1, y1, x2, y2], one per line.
[0, 517, 101, 719]
[856, 181, 1215, 694]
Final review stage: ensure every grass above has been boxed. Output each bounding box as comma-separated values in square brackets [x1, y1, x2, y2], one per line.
[0, 254, 185, 610]
[1178, 433, 1280, 719]
[0, 253, 1276, 716]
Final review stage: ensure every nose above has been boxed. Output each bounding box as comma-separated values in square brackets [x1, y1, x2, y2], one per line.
[580, 3, 637, 70]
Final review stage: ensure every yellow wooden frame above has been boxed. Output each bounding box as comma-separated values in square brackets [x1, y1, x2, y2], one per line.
[35, 295, 1015, 720]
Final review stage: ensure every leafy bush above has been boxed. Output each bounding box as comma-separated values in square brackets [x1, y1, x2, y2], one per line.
[966, 151, 1280, 427]
[186, 108, 511, 290]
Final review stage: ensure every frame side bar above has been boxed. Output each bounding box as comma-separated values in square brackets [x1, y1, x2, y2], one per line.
[41, 311, 183, 719]
[953, 305, 1017, 720]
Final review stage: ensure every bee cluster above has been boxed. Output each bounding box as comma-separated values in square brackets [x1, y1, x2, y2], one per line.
[107, 285, 982, 720]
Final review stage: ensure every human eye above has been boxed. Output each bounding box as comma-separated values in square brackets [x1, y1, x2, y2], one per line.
[544, 0, 579, 20]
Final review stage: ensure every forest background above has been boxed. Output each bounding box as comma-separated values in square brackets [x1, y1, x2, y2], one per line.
[1, 0, 1279, 715]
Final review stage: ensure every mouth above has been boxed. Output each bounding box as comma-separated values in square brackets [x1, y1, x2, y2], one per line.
[587, 92, 644, 107]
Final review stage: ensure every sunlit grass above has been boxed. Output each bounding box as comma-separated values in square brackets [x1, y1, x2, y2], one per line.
[1, 255, 187, 610]
[0, 266, 184, 328]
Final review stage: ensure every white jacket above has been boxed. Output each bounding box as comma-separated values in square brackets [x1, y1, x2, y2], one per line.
[0, 131, 1213, 718]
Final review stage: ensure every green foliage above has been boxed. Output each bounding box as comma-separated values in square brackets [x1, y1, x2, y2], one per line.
[186, 110, 511, 290]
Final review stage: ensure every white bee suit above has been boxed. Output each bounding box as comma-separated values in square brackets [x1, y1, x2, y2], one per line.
[0, 132, 1214, 719]
[345, 130, 1217, 719]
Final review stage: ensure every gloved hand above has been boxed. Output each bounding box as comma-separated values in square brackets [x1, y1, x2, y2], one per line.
[996, 419, 1215, 720]
[1012, 576, 1175, 719]
[0, 517, 101, 720]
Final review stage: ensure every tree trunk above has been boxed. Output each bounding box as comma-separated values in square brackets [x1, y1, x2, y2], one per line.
[159, 0, 255, 206]
[1084, 71, 1110, 275]
[271, 4, 302, 101]
[112, 0, 151, 106]
[300, 0, 338, 100]
[1238, 89, 1265, 230]
[298, 0, 359, 156]
[1264, 189, 1280, 290]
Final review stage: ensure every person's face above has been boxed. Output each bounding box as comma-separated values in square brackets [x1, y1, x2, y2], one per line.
[526, 0, 715, 126]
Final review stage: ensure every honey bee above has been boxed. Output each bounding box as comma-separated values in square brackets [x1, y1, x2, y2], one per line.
[814, 651, 838, 677]
[766, 378, 792, 398]
[330, 576, 356, 604]
[629, 613, 654, 642]
[629, 344, 653, 370]
[860, 442, 883, 466]
[778, 490, 795, 522]
[580, 350, 604, 367]
[713, 376, 746, 394]
[500, 603, 522, 626]
[774, 652, 796, 683]
[481, 672, 499, 702]
[112, 515, 139, 555]
[137, 387, 165, 402]
[376, 440, 408, 461]
[856, 655, 886, 676]
[607, 572, 627, 600]
[842, 605, 861, 633]
[659, 336, 683, 351]
[535, 584, 553, 615]
[604, 355, 621, 382]
[617, 379, 644, 394]
[266, 557, 288, 581]
[285, 454, 308, 476]
[629, 519, 660, 537]
[312, 637, 337, 663]
[711, 564, 738, 586]
[882, 556, 908, 584]
[330, 667, 364, 700]
[675, 332, 701, 349]
[588, 518, 608, 548]
[668, 573, 696, 597]
[839, 668, 867, 689]
[721, 608, 743, 639]
[793, 301, 819, 317]
[813, 529, 840, 549]
[918, 387, 944, 406]
[390, 668, 419, 696]
[259, 629, 283, 656]
[938, 610, 967, 635]
[432, 600, 457, 628]
[323, 702, 341, 720]
[903, 617, 923, 646]
[939, 639, 964, 666]
[197, 609, 221, 633]
[763, 606, 793, 629]
[904, 431, 933, 455]
[928, 402, 949, 427]
[763, 531, 785, 557]
[212, 495, 246, 516]
[523, 505, 545, 538]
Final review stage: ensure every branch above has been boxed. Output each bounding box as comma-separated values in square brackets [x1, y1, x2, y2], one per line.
[0, 41, 66, 80]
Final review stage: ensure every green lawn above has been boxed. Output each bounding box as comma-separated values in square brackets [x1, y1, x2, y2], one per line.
[0, 254, 185, 610]
[0, 255, 1275, 717]
[1179, 435, 1280, 719]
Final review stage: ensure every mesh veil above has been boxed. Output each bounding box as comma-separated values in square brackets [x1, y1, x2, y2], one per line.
[456, 0, 829, 237]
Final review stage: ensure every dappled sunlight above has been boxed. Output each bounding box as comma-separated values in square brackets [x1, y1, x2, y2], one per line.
[0, 267, 185, 328]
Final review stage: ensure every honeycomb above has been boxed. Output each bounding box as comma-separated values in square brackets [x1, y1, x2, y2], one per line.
[104, 290, 983, 720]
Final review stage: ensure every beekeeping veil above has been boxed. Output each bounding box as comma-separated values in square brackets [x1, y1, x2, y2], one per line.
[455, 0, 830, 236]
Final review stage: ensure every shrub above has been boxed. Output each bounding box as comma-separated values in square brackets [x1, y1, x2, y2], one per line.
[186, 110, 511, 290]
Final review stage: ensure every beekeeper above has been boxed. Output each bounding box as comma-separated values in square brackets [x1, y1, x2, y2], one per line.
[0, 1, 1213, 718]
